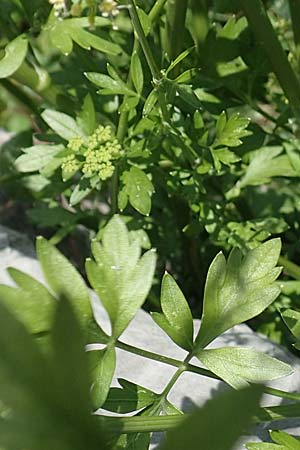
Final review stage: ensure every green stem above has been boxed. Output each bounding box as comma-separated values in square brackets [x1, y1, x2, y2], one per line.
[239, 0, 300, 120]
[113, 0, 169, 211]
[279, 255, 300, 279]
[127, 0, 170, 122]
[288, 0, 300, 48]
[115, 339, 217, 379]
[116, 340, 300, 401]
[12, 61, 60, 106]
[165, 0, 188, 61]
[97, 402, 300, 434]
[0, 79, 39, 116]
[127, 0, 161, 81]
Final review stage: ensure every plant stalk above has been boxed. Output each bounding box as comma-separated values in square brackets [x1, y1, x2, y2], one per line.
[127, 0, 161, 81]
[239, 0, 300, 120]
[97, 402, 300, 434]
[113, 0, 169, 211]
[115, 339, 300, 401]
[279, 255, 300, 279]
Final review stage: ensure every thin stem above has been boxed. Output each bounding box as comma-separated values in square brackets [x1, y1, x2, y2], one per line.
[110, 166, 119, 214]
[115, 339, 219, 380]
[97, 402, 300, 434]
[127, 0, 161, 81]
[279, 255, 300, 279]
[113, 0, 169, 211]
[159, 365, 186, 398]
[115, 339, 300, 402]
[239, 0, 300, 120]
[263, 386, 300, 401]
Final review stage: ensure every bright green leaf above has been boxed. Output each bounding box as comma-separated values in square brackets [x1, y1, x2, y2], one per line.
[88, 345, 116, 409]
[239, 147, 298, 188]
[195, 239, 282, 349]
[0, 35, 28, 79]
[153, 273, 193, 351]
[197, 347, 292, 389]
[214, 112, 251, 148]
[119, 167, 154, 215]
[86, 215, 156, 339]
[41, 110, 85, 140]
[78, 94, 96, 135]
[15, 144, 64, 173]
[49, 17, 121, 55]
[36, 237, 92, 329]
[85, 72, 136, 96]
[131, 51, 144, 95]
[270, 430, 300, 450]
[143, 89, 158, 116]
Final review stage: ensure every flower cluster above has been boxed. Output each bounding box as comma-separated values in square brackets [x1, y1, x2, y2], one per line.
[49, 0, 67, 16]
[61, 125, 121, 182]
[99, 0, 120, 19]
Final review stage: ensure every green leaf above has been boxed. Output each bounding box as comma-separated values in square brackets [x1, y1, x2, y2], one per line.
[36, 237, 92, 329]
[211, 147, 240, 172]
[270, 430, 300, 450]
[213, 111, 251, 148]
[70, 177, 94, 205]
[102, 379, 157, 413]
[161, 385, 263, 450]
[41, 109, 85, 140]
[197, 347, 292, 389]
[89, 345, 116, 409]
[238, 147, 298, 188]
[174, 84, 203, 109]
[85, 72, 136, 96]
[195, 239, 282, 349]
[51, 297, 92, 414]
[175, 68, 199, 84]
[86, 215, 156, 339]
[15, 144, 64, 173]
[119, 166, 155, 215]
[0, 276, 55, 335]
[281, 308, 300, 340]
[0, 297, 109, 450]
[0, 35, 28, 78]
[246, 445, 285, 450]
[143, 89, 158, 115]
[152, 273, 193, 351]
[131, 51, 144, 95]
[247, 430, 300, 450]
[166, 46, 195, 75]
[137, 7, 151, 36]
[78, 93, 96, 135]
[49, 17, 121, 55]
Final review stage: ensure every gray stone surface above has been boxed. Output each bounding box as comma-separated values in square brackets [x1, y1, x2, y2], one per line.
[0, 225, 300, 448]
